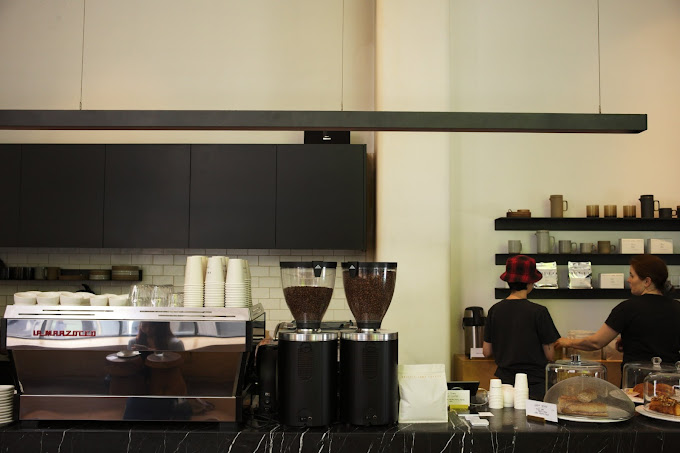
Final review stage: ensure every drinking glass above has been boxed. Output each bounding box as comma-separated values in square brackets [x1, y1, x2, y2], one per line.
[129, 284, 153, 307]
[169, 292, 184, 307]
[150, 285, 173, 307]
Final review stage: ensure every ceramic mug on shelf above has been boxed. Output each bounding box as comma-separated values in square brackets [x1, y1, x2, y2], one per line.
[586, 205, 600, 218]
[535, 230, 555, 254]
[597, 240, 617, 254]
[580, 242, 595, 254]
[508, 240, 522, 254]
[604, 205, 617, 218]
[549, 195, 568, 218]
[558, 240, 577, 254]
[623, 205, 636, 218]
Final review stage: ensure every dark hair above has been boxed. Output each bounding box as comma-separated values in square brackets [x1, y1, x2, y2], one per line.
[508, 282, 529, 292]
[630, 254, 668, 292]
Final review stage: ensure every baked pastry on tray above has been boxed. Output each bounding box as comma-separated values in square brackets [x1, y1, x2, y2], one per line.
[557, 389, 608, 417]
[648, 395, 680, 416]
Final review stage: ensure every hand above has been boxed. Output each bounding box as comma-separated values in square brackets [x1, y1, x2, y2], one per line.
[615, 337, 624, 352]
[554, 337, 570, 349]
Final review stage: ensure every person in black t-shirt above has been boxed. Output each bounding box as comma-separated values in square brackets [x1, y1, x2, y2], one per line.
[555, 254, 680, 366]
[483, 255, 561, 401]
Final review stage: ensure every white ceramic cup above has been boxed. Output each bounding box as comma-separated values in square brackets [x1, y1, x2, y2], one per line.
[90, 295, 109, 306]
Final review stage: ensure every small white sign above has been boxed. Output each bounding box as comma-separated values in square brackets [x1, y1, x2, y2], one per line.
[469, 347, 485, 358]
[448, 390, 470, 410]
[525, 399, 558, 423]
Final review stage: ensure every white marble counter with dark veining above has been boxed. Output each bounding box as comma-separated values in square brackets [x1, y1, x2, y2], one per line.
[0, 408, 679, 452]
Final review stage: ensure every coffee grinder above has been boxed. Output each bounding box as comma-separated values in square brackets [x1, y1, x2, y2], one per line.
[340, 262, 398, 425]
[278, 261, 337, 426]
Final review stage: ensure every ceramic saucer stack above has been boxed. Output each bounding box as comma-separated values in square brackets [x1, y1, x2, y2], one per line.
[225, 259, 252, 308]
[0, 385, 15, 426]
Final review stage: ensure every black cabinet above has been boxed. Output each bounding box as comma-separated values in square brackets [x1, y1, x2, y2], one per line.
[104, 145, 190, 248]
[190, 145, 276, 248]
[0, 145, 21, 246]
[20, 145, 105, 247]
[276, 144, 366, 250]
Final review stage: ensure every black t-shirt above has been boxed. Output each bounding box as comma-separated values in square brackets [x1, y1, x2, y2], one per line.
[604, 294, 680, 365]
[483, 298, 561, 384]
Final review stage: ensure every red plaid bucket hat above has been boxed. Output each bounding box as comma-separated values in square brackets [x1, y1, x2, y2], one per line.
[500, 254, 542, 283]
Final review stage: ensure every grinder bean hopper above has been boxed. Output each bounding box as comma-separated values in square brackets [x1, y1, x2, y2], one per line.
[340, 262, 398, 426]
[278, 261, 337, 426]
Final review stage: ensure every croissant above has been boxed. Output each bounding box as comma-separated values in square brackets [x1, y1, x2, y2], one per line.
[633, 382, 674, 397]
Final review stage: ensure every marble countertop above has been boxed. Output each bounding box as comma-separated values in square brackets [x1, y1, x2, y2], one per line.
[1, 408, 680, 453]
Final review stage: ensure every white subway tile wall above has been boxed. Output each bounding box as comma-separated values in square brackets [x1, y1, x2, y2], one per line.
[0, 247, 366, 335]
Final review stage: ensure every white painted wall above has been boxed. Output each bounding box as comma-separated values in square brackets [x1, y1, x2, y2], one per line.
[1, 0, 679, 376]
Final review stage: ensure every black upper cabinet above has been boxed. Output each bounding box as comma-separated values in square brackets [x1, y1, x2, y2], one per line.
[276, 144, 366, 250]
[190, 145, 276, 248]
[0, 145, 21, 246]
[104, 145, 190, 248]
[20, 145, 105, 247]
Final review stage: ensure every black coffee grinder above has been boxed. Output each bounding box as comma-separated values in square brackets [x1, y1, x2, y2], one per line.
[340, 262, 398, 425]
[278, 261, 337, 427]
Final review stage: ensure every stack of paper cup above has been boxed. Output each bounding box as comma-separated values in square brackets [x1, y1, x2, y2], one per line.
[225, 259, 252, 308]
[513, 373, 529, 410]
[0, 385, 15, 426]
[204, 256, 226, 307]
[184, 255, 206, 307]
[488, 378, 504, 409]
[502, 384, 515, 408]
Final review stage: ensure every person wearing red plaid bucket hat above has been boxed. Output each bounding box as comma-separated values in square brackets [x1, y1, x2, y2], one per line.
[482, 255, 561, 400]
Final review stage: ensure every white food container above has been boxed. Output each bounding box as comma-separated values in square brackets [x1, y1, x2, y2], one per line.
[600, 273, 625, 289]
[619, 238, 644, 254]
[646, 238, 673, 254]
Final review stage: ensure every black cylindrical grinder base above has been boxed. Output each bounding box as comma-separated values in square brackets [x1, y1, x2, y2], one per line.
[340, 332, 398, 426]
[278, 332, 337, 427]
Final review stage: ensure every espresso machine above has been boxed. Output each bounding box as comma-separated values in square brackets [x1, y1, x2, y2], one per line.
[340, 262, 398, 426]
[278, 261, 337, 426]
[1, 304, 265, 424]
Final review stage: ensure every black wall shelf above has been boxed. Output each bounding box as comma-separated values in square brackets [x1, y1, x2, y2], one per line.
[495, 288, 679, 299]
[495, 253, 680, 265]
[495, 288, 631, 299]
[0, 110, 647, 134]
[495, 217, 680, 231]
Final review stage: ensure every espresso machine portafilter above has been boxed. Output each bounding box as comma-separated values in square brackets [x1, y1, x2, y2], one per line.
[340, 262, 398, 426]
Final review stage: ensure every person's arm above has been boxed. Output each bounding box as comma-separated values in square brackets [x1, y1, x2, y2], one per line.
[482, 341, 493, 358]
[543, 342, 555, 361]
[555, 324, 619, 351]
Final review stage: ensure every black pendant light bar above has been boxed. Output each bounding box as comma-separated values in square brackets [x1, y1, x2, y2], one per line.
[0, 110, 646, 133]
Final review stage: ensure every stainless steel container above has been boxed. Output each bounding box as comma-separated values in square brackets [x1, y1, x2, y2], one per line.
[1, 304, 265, 423]
[462, 306, 485, 357]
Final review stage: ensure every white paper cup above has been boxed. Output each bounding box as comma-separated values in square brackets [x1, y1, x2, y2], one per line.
[14, 292, 37, 305]
[205, 256, 226, 282]
[226, 259, 246, 284]
[185, 256, 206, 285]
[502, 384, 514, 407]
[90, 296, 109, 306]
[514, 373, 528, 388]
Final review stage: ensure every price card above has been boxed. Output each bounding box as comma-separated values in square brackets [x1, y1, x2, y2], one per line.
[448, 390, 470, 411]
[469, 347, 484, 358]
[525, 399, 557, 423]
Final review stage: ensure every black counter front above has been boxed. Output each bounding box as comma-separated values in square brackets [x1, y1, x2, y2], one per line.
[1, 408, 679, 452]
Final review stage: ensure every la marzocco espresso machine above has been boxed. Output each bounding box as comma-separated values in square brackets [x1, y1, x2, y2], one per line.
[1, 304, 265, 424]
[278, 261, 337, 427]
[340, 262, 398, 426]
